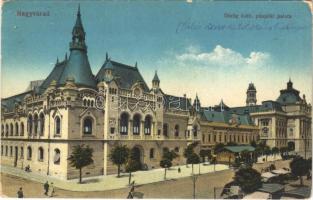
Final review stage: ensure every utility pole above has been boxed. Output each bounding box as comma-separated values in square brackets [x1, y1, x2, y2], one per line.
[192, 174, 198, 199]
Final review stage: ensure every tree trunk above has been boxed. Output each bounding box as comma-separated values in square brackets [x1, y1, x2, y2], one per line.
[129, 172, 132, 185]
[79, 168, 82, 183]
[300, 176, 303, 185]
[192, 164, 194, 175]
[118, 165, 120, 177]
[198, 163, 200, 175]
[164, 168, 167, 180]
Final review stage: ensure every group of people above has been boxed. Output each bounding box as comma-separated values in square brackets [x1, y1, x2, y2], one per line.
[17, 181, 55, 198]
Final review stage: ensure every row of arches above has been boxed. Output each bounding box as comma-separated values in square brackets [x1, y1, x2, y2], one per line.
[83, 99, 95, 107]
[0, 145, 61, 165]
[27, 113, 45, 136]
[1, 122, 25, 137]
[120, 113, 152, 135]
[162, 124, 180, 137]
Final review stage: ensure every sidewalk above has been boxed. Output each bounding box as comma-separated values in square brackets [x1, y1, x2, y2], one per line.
[1, 163, 229, 192]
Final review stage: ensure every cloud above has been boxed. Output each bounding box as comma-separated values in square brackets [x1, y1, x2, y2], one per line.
[175, 45, 270, 69]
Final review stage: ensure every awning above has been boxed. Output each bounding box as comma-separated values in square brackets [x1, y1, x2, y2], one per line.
[271, 169, 290, 175]
[282, 187, 311, 198]
[261, 172, 278, 179]
[257, 183, 284, 194]
[243, 191, 271, 199]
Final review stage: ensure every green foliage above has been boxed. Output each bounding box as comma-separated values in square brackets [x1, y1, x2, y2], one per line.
[214, 143, 225, 154]
[163, 150, 178, 161]
[272, 147, 279, 154]
[68, 145, 94, 183]
[250, 141, 257, 148]
[109, 145, 130, 177]
[160, 159, 172, 168]
[199, 149, 210, 162]
[187, 153, 200, 165]
[290, 156, 309, 185]
[233, 167, 262, 193]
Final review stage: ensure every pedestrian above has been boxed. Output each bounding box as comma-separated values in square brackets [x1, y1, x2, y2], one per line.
[44, 181, 49, 195]
[49, 182, 55, 197]
[178, 167, 181, 173]
[17, 187, 23, 198]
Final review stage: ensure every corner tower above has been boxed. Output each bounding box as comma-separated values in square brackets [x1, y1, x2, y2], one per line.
[58, 5, 96, 88]
[246, 82, 257, 106]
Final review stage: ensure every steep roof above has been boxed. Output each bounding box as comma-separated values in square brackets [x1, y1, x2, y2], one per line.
[26, 80, 44, 92]
[152, 71, 160, 82]
[230, 100, 283, 115]
[39, 61, 67, 93]
[1, 91, 32, 113]
[58, 50, 96, 88]
[163, 94, 192, 111]
[96, 59, 149, 92]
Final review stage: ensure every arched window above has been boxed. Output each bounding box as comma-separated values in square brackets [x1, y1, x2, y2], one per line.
[144, 115, 152, 135]
[1, 125, 4, 136]
[149, 148, 154, 159]
[174, 147, 179, 152]
[120, 113, 129, 135]
[20, 122, 24, 136]
[174, 124, 179, 137]
[133, 114, 141, 135]
[10, 123, 13, 136]
[163, 147, 169, 154]
[163, 123, 168, 137]
[27, 115, 33, 135]
[38, 147, 44, 161]
[34, 114, 38, 135]
[193, 125, 198, 137]
[87, 100, 90, 107]
[20, 147, 24, 158]
[83, 99, 87, 106]
[83, 117, 93, 135]
[10, 146, 13, 156]
[5, 124, 8, 137]
[1, 145, 3, 155]
[27, 146, 32, 160]
[15, 123, 19, 136]
[5, 146, 8, 156]
[91, 101, 94, 107]
[39, 113, 44, 136]
[55, 116, 61, 135]
[54, 149, 60, 165]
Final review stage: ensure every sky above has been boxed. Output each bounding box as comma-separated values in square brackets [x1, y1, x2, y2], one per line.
[1, 0, 312, 107]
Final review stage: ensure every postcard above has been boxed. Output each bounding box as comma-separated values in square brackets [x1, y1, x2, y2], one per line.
[1, 0, 312, 199]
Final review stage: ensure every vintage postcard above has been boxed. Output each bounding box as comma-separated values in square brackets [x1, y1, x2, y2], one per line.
[0, 0, 312, 199]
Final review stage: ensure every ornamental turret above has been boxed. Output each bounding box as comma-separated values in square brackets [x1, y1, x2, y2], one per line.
[152, 70, 160, 91]
[193, 94, 201, 112]
[70, 4, 87, 52]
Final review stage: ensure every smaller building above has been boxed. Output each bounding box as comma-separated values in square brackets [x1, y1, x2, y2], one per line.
[216, 145, 255, 164]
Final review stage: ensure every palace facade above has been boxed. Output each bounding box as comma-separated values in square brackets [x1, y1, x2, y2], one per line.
[1, 7, 310, 180]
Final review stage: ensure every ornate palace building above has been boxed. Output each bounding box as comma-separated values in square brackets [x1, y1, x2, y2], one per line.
[0, 7, 310, 180]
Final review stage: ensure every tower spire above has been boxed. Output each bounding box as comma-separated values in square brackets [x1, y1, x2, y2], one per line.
[70, 4, 87, 52]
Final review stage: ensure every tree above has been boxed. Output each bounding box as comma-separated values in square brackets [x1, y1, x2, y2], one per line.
[160, 159, 172, 179]
[264, 146, 271, 161]
[250, 141, 257, 148]
[68, 145, 94, 183]
[187, 153, 200, 174]
[290, 156, 309, 185]
[214, 143, 225, 154]
[184, 143, 197, 167]
[233, 167, 262, 193]
[163, 150, 178, 162]
[272, 147, 279, 159]
[125, 159, 138, 185]
[241, 150, 251, 164]
[109, 145, 129, 177]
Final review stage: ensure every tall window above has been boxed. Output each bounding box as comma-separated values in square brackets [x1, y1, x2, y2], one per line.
[5, 146, 8, 156]
[5, 124, 8, 137]
[55, 116, 61, 135]
[1, 145, 3, 155]
[144, 115, 152, 135]
[20, 147, 24, 158]
[163, 123, 168, 137]
[38, 147, 44, 161]
[149, 148, 154, 159]
[1, 125, 4, 136]
[15, 123, 19, 136]
[10, 123, 13, 136]
[54, 149, 60, 165]
[20, 122, 24, 136]
[133, 114, 141, 135]
[120, 113, 129, 135]
[39, 113, 45, 136]
[174, 124, 179, 137]
[83, 117, 93, 135]
[28, 115, 33, 135]
[10, 146, 13, 156]
[34, 114, 38, 135]
[27, 146, 32, 160]
[193, 125, 198, 137]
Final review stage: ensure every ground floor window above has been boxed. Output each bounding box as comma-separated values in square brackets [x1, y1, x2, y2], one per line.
[54, 149, 60, 165]
[149, 148, 154, 159]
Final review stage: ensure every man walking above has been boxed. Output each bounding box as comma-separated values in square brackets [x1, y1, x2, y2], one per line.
[49, 182, 55, 197]
[17, 187, 23, 198]
[44, 181, 49, 195]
